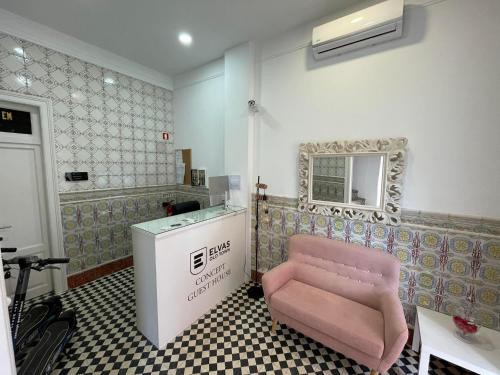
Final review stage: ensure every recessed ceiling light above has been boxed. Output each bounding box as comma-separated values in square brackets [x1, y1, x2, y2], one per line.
[178, 32, 193, 46]
[350, 16, 364, 24]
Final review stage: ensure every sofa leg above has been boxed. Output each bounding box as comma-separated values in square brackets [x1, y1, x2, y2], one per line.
[271, 319, 278, 333]
[370, 371, 379, 375]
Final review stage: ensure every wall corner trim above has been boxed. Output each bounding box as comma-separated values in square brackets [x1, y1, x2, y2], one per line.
[173, 58, 225, 91]
[0, 8, 173, 90]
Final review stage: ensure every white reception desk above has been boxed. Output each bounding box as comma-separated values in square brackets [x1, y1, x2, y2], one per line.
[132, 205, 247, 349]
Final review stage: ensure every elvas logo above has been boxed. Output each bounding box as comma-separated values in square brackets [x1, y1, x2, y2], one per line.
[190, 247, 207, 275]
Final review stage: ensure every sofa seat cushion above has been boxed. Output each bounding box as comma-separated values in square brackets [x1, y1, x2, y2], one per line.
[270, 279, 385, 358]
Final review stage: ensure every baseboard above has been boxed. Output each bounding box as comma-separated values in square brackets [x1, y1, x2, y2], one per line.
[67, 256, 133, 288]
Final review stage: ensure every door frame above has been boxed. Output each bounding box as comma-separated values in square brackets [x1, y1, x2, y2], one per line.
[0, 90, 67, 294]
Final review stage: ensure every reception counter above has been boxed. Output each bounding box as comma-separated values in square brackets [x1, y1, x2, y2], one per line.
[132, 205, 247, 349]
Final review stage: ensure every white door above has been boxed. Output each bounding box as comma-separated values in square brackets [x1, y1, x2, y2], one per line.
[0, 100, 53, 299]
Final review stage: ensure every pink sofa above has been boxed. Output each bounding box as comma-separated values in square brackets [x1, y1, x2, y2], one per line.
[262, 234, 408, 375]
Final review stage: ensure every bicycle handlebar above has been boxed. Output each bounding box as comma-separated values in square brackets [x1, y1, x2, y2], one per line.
[3, 256, 70, 267]
[1, 248, 17, 253]
[38, 258, 70, 266]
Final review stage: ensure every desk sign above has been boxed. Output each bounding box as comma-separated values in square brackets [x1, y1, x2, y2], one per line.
[0, 107, 32, 135]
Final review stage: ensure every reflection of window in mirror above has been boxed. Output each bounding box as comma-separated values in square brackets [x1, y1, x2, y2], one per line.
[349, 155, 384, 208]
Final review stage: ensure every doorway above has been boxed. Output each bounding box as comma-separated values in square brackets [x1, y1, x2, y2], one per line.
[0, 92, 65, 296]
[0, 100, 54, 298]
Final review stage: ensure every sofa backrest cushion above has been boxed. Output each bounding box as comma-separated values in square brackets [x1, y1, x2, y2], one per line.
[288, 234, 400, 309]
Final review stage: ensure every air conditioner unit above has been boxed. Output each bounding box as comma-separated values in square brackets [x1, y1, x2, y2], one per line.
[312, 0, 404, 60]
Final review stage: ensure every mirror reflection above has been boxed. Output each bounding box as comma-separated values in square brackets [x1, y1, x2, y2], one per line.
[311, 154, 385, 208]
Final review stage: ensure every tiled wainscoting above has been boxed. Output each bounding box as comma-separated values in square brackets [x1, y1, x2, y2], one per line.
[251, 195, 500, 331]
[60, 185, 209, 285]
[175, 184, 211, 208]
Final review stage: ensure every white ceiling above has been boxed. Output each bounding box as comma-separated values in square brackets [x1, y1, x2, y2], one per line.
[0, 0, 362, 77]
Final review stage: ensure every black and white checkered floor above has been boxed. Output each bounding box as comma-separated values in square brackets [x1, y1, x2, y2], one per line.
[29, 267, 474, 374]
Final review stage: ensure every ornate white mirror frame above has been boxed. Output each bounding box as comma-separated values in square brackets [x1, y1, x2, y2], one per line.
[298, 137, 408, 225]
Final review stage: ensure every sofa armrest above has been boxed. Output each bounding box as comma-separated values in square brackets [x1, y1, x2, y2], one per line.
[262, 261, 295, 304]
[379, 291, 408, 369]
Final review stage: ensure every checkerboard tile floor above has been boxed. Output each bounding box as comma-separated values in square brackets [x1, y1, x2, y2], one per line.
[27, 267, 475, 374]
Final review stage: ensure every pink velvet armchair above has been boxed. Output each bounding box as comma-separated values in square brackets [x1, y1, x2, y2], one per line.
[262, 234, 408, 375]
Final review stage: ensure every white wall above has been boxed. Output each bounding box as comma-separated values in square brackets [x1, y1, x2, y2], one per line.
[224, 43, 255, 208]
[256, 0, 500, 218]
[174, 59, 225, 178]
[224, 42, 255, 282]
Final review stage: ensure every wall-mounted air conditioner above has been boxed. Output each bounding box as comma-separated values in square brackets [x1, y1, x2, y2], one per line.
[312, 0, 404, 60]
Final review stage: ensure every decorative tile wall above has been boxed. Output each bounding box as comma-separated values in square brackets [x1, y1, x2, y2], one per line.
[60, 186, 174, 274]
[175, 185, 210, 209]
[312, 157, 346, 201]
[313, 156, 346, 178]
[0, 32, 175, 192]
[60, 185, 210, 275]
[312, 176, 345, 202]
[251, 195, 500, 331]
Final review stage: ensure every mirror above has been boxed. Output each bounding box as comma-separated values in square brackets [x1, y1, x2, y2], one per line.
[298, 138, 407, 225]
[311, 154, 385, 208]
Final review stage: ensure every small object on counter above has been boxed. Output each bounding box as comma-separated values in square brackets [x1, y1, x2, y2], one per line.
[453, 316, 479, 335]
[453, 304, 480, 343]
[199, 169, 206, 187]
[162, 201, 174, 216]
[191, 169, 199, 186]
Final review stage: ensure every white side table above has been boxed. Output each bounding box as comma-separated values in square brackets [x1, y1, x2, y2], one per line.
[412, 306, 500, 375]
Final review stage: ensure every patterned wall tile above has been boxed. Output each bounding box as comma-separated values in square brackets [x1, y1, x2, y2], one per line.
[252, 194, 500, 331]
[0, 32, 187, 283]
[59, 185, 210, 275]
[0, 32, 175, 192]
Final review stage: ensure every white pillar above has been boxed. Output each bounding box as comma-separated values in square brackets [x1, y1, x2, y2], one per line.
[224, 42, 256, 280]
